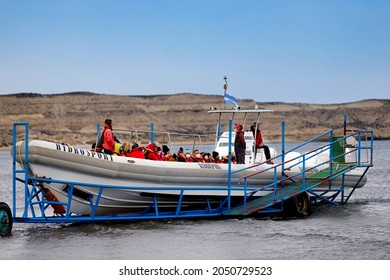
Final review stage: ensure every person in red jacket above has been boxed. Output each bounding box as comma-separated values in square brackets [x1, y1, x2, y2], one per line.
[250, 122, 272, 164]
[144, 143, 161, 160]
[97, 119, 119, 155]
[127, 143, 145, 159]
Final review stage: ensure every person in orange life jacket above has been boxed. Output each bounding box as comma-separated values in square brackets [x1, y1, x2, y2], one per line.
[177, 147, 184, 155]
[190, 149, 204, 162]
[98, 119, 120, 155]
[202, 152, 212, 163]
[177, 153, 187, 162]
[184, 149, 191, 161]
[161, 145, 175, 161]
[221, 152, 237, 164]
[164, 152, 176, 161]
[211, 151, 223, 163]
[250, 123, 272, 164]
[144, 143, 162, 160]
[128, 143, 145, 159]
[189, 151, 197, 162]
[234, 123, 246, 164]
[177, 147, 187, 162]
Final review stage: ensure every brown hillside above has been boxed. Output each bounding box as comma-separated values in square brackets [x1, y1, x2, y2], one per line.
[0, 92, 388, 147]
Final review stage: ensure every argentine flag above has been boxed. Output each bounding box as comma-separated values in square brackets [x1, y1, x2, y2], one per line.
[224, 92, 238, 105]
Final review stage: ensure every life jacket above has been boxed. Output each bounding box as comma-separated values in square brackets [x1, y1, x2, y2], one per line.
[128, 147, 145, 159]
[203, 153, 211, 162]
[189, 154, 197, 162]
[190, 153, 204, 162]
[114, 143, 123, 156]
[97, 124, 115, 153]
[221, 155, 237, 164]
[254, 131, 264, 147]
[177, 152, 188, 162]
[164, 153, 176, 161]
[144, 143, 160, 160]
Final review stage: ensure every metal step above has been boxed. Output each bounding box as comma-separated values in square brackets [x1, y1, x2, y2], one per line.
[223, 163, 356, 216]
[222, 183, 305, 216]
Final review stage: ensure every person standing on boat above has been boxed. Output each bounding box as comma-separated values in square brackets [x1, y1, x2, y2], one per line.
[98, 118, 119, 155]
[234, 123, 246, 164]
[250, 123, 272, 164]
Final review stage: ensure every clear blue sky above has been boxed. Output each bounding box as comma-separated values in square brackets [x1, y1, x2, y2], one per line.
[1, 0, 389, 103]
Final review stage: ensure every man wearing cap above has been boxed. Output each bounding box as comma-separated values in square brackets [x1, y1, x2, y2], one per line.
[234, 123, 246, 164]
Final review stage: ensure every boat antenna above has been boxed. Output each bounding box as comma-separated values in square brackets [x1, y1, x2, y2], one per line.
[223, 75, 228, 94]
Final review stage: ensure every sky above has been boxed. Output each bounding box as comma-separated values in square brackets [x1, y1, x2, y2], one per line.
[0, 0, 389, 104]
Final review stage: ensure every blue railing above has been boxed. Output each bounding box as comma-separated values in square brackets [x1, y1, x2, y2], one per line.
[236, 129, 373, 212]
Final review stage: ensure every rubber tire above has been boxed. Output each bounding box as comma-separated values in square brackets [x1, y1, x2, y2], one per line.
[0, 202, 13, 237]
[282, 192, 311, 217]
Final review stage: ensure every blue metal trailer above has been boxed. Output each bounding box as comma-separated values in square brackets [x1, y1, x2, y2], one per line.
[0, 120, 374, 237]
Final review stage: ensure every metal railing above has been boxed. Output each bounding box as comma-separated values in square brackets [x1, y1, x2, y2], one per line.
[236, 129, 374, 213]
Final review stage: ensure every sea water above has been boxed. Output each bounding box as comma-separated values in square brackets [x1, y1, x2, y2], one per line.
[0, 141, 389, 260]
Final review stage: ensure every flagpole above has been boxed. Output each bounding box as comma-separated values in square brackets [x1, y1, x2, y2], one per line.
[216, 76, 228, 145]
[223, 75, 228, 110]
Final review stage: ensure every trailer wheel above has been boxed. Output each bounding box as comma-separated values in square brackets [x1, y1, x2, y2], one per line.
[283, 192, 311, 217]
[0, 202, 13, 237]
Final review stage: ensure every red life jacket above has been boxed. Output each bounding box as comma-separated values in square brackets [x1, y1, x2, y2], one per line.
[128, 147, 145, 159]
[254, 131, 264, 147]
[144, 143, 161, 160]
[97, 124, 115, 153]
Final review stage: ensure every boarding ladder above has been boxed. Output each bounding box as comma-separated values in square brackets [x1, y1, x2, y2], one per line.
[222, 129, 374, 216]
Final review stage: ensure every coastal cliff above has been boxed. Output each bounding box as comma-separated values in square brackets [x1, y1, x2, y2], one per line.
[0, 92, 388, 147]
